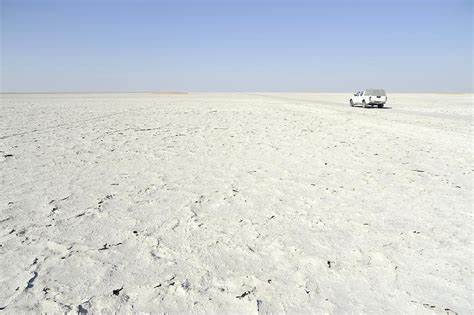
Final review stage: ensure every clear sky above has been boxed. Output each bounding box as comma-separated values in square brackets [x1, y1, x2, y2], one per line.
[1, 0, 472, 92]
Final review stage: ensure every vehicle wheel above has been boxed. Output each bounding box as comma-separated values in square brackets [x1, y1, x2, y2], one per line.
[378, 104, 384, 108]
[362, 100, 368, 108]
[350, 99, 354, 107]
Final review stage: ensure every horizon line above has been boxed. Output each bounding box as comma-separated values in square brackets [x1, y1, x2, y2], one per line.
[1, 90, 473, 95]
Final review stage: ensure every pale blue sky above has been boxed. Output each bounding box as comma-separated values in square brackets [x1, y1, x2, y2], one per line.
[1, 0, 472, 92]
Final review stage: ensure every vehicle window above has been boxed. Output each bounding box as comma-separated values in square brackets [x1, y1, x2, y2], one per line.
[373, 89, 386, 96]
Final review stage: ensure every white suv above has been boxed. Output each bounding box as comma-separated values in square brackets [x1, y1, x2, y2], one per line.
[350, 89, 387, 108]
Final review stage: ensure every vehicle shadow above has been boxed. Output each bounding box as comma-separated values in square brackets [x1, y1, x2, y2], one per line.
[354, 105, 392, 109]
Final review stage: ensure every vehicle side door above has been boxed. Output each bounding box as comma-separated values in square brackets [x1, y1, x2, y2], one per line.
[354, 91, 362, 104]
[359, 91, 365, 103]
